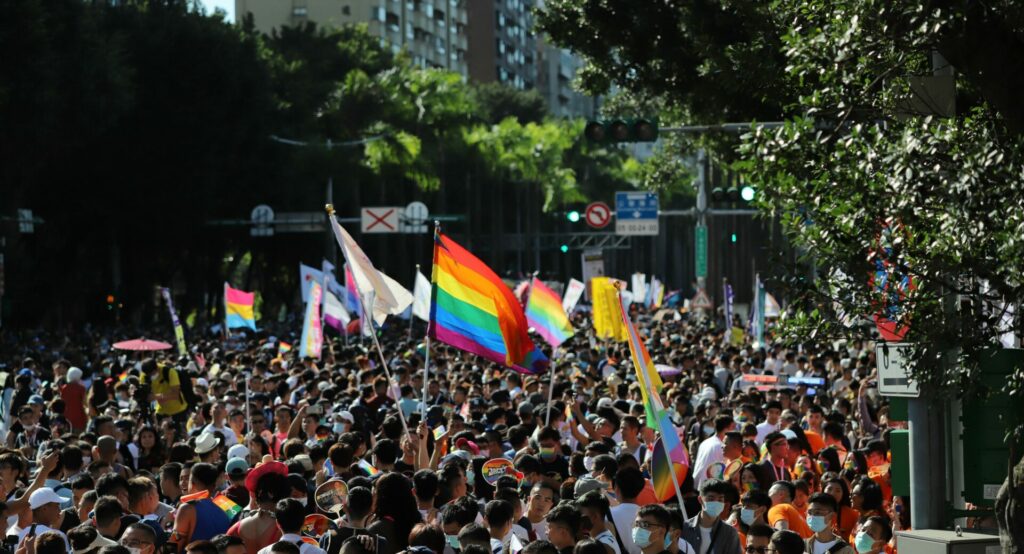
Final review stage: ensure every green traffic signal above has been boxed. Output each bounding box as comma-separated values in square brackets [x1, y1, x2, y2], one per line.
[567, 210, 581, 223]
[731, 233, 738, 243]
[740, 185, 756, 202]
[560, 244, 569, 253]
[583, 118, 659, 143]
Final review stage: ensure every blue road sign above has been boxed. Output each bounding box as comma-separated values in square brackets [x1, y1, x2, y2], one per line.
[615, 191, 659, 235]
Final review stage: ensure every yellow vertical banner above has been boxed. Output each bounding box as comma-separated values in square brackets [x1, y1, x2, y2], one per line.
[590, 277, 628, 341]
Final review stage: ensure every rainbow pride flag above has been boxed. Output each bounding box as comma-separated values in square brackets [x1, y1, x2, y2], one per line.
[358, 459, 379, 476]
[618, 287, 686, 503]
[525, 278, 574, 348]
[651, 436, 690, 502]
[212, 494, 242, 520]
[224, 283, 256, 330]
[428, 232, 548, 374]
[278, 341, 292, 355]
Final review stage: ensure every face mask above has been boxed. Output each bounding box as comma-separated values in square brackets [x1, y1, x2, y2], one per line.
[539, 447, 558, 462]
[631, 528, 652, 548]
[23, 424, 36, 432]
[82, 456, 92, 466]
[855, 532, 875, 554]
[333, 423, 347, 434]
[703, 500, 725, 518]
[583, 456, 596, 472]
[296, 497, 308, 507]
[703, 426, 714, 436]
[446, 535, 460, 550]
[126, 548, 142, 554]
[664, 535, 673, 549]
[807, 515, 828, 533]
[466, 469, 475, 487]
[740, 508, 757, 525]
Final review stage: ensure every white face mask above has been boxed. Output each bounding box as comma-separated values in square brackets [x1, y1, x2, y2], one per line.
[82, 456, 92, 466]
[296, 497, 308, 507]
[23, 424, 36, 433]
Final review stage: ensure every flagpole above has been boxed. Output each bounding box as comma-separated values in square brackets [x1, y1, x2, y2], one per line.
[245, 374, 252, 438]
[326, 203, 411, 436]
[422, 223, 441, 420]
[409, 265, 418, 341]
[617, 284, 687, 519]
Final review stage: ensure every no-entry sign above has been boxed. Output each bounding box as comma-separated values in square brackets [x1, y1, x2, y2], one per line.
[585, 201, 612, 229]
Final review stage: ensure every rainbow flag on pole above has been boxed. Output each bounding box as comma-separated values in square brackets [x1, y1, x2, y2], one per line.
[428, 231, 548, 374]
[618, 286, 688, 504]
[224, 283, 256, 330]
[525, 278, 574, 348]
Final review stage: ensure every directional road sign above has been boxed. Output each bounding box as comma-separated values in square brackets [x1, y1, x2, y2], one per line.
[361, 207, 401, 233]
[615, 191, 659, 236]
[585, 202, 612, 229]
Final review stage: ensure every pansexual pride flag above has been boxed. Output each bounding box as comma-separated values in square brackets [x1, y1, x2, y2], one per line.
[224, 283, 256, 330]
[428, 232, 548, 374]
[525, 278, 574, 348]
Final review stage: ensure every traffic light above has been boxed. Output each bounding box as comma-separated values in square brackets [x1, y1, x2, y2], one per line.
[567, 210, 580, 223]
[584, 118, 659, 143]
[560, 244, 569, 253]
[106, 294, 115, 310]
[740, 185, 756, 202]
[731, 233, 738, 243]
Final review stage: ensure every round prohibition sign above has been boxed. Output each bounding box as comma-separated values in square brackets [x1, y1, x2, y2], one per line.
[585, 202, 611, 228]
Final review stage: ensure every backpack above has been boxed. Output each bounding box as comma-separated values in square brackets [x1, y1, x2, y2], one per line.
[164, 366, 201, 407]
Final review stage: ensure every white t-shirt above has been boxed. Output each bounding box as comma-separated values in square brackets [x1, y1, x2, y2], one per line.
[17, 524, 70, 552]
[755, 421, 780, 445]
[202, 423, 239, 447]
[692, 436, 724, 488]
[258, 533, 326, 554]
[812, 538, 839, 554]
[531, 518, 548, 541]
[594, 529, 622, 554]
[698, 526, 712, 554]
[609, 503, 640, 554]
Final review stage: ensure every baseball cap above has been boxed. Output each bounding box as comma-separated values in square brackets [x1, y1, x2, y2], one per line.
[28, 395, 45, 405]
[226, 458, 250, 477]
[227, 444, 250, 460]
[29, 488, 65, 510]
[67, 367, 83, 382]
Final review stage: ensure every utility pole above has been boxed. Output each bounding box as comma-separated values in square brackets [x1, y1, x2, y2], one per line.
[659, 122, 783, 296]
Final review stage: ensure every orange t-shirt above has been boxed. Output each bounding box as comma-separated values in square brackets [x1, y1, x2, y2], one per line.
[769, 503, 812, 539]
[837, 506, 860, 539]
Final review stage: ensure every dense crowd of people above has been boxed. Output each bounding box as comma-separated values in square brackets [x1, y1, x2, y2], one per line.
[0, 308, 907, 554]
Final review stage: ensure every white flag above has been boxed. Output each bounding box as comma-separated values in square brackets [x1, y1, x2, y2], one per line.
[373, 271, 413, 325]
[562, 278, 585, 313]
[328, 215, 400, 319]
[413, 270, 431, 322]
[632, 272, 647, 301]
[299, 263, 323, 303]
[323, 289, 351, 331]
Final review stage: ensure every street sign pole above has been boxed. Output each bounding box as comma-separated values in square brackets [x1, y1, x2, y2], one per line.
[695, 149, 709, 290]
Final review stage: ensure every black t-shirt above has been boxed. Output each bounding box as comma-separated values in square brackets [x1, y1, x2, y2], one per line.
[539, 456, 569, 480]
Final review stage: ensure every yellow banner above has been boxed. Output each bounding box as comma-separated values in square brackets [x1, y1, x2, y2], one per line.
[591, 277, 628, 342]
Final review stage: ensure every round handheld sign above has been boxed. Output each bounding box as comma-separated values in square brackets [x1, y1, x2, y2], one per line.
[315, 479, 349, 514]
[481, 458, 523, 485]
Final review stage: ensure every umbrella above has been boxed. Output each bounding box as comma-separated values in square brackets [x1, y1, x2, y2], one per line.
[655, 364, 682, 376]
[112, 338, 173, 351]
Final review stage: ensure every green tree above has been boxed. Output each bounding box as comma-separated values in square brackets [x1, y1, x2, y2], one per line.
[540, 0, 1024, 544]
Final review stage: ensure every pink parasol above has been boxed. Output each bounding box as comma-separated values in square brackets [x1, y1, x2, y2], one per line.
[112, 338, 173, 351]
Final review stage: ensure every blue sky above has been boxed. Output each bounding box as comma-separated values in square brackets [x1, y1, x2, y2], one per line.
[204, 0, 235, 22]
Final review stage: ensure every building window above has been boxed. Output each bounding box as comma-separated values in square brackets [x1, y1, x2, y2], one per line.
[342, 5, 351, 15]
[293, 7, 307, 16]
